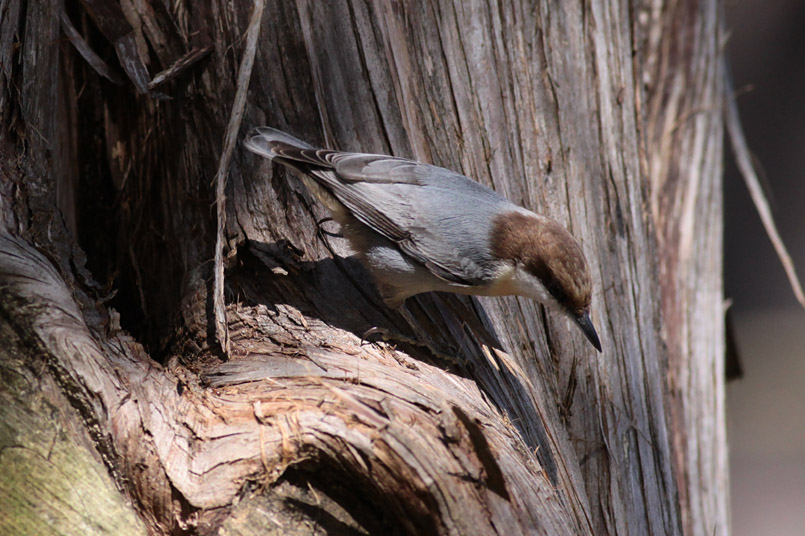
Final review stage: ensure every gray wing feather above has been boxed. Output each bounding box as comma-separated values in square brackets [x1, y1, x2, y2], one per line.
[315, 158, 506, 285]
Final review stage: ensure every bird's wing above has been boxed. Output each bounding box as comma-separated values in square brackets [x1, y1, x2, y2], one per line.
[330, 153, 433, 184]
[325, 155, 505, 285]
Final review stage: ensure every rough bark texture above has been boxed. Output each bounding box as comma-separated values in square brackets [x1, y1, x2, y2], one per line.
[0, 1, 728, 535]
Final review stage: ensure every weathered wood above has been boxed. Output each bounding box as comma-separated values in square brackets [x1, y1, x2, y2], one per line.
[0, 281, 147, 536]
[0, 1, 729, 534]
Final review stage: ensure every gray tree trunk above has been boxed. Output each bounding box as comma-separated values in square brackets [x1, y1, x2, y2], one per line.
[0, 1, 729, 535]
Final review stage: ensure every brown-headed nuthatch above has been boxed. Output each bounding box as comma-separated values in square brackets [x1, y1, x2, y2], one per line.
[245, 127, 602, 352]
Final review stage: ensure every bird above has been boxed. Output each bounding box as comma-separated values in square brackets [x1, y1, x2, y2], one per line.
[245, 127, 602, 352]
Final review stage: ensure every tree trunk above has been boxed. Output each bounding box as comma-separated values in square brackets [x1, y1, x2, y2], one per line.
[0, 1, 729, 535]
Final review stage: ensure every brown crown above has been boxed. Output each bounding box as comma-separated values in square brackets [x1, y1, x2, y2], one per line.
[490, 211, 592, 314]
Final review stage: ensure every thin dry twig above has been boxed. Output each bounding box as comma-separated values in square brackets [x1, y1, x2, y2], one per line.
[723, 58, 805, 309]
[213, 0, 266, 356]
[148, 46, 212, 90]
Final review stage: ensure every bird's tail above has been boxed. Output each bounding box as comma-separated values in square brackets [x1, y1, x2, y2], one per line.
[244, 127, 347, 216]
[243, 127, 315, 160]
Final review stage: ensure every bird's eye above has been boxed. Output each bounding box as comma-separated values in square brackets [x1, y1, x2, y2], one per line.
[547, 281, 566, 303]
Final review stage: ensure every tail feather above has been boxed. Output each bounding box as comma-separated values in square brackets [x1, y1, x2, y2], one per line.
[244, 127, 316, 160]
[244, 127, 347, 216]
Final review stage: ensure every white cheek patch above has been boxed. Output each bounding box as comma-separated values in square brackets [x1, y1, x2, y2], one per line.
[511, 266, 562, 311]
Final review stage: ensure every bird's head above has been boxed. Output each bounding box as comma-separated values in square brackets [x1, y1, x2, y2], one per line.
[491, 211, 601, 352]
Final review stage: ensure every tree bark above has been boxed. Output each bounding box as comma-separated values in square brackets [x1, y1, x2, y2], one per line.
[0, 1, 729, 535]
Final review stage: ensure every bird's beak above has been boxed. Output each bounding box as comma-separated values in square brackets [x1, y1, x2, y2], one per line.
[575, 312, 602, 353]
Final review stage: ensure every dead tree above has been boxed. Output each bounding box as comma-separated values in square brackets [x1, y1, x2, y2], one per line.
[0, 1, 729, 534]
